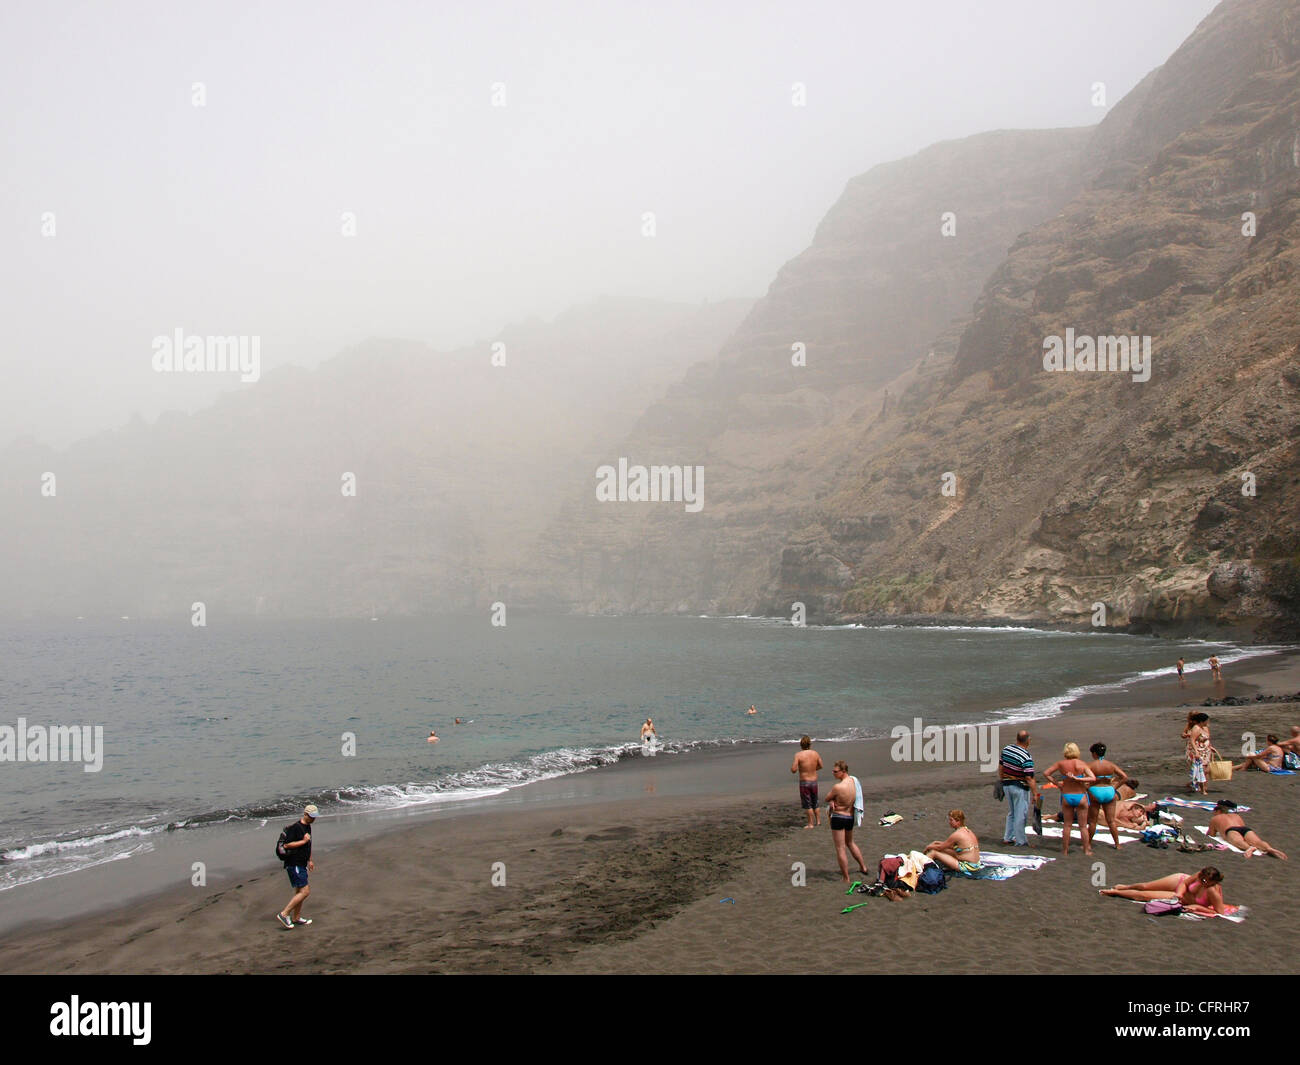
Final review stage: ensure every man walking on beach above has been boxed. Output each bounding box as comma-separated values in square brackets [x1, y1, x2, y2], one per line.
[999, 730, 1036, 846]
[277, 804, 318, 930]
[826, 761, 868, 883]
[791, 736, 823, 828]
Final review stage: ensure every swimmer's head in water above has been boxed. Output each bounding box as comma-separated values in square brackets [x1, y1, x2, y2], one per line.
[1090, 742, 1106, 759]
[1063, 742, 1080, 759]
[800, 736, 811, 749]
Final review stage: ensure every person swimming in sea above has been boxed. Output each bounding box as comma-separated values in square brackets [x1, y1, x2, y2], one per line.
[1084, 742, 1130, 849]
[427, 729, 439, 744]
[1040, 743, 1096, 855]
[746, 705, 757, 715]
[1101, 867, 1230, 917]
[1209, 800, 1287, 859]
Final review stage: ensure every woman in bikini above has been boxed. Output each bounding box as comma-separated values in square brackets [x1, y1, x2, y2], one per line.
[1084, 742, 1130, 849]
[1101, 866, 1229, 917]
[1232, 734, 1284, 773]
[1208, 800, 1287, 859]
[1040, 743, 1096, 856]
[923, 809, 981, 875]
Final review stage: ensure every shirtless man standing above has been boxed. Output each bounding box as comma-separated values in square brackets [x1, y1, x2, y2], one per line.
[791, 736, 823, 829]
[826, 761, 868, 883]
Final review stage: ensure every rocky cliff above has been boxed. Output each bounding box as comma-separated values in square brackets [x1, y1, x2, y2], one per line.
[530, 0, 1300, 639]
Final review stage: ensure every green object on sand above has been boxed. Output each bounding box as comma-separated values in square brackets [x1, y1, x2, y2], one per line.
[841, 902, 870, 914]
[845, 880, 863, 895]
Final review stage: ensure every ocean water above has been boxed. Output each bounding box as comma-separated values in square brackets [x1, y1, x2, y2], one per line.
[0, 614, 1277, 892]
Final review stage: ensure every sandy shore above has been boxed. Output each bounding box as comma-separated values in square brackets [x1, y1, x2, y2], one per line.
[2, 649, 1298, 975]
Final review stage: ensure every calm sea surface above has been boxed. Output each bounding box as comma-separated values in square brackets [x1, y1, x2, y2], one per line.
[0, 614, 1276, 891]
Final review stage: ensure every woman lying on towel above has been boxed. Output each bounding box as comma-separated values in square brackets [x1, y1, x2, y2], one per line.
[1208, 800, 1287, 859]
[923, 809, 981, 875]
[1101, 866, 1229, 917]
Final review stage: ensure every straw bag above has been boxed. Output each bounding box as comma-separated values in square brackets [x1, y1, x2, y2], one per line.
[1208, 760, 1233, 781]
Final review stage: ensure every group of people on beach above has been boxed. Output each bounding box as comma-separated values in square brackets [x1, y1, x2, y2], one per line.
[998, 731, 1140, 854]
[1176, 654, 1222, 687]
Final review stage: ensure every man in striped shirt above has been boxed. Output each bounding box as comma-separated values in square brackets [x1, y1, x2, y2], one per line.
[999, 730, 1037, 846]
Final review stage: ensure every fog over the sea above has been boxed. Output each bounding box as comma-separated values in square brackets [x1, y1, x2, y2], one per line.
[1, 0, 1216, 448]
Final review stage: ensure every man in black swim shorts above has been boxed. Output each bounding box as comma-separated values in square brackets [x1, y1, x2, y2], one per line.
[826, 761, 868, 883]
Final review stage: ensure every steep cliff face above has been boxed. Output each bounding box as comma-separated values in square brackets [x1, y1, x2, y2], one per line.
[527, 126, 1096, 613]
[0, 297, 751, 618]
[777, 0, 1300, 638]
[532, 0, 1300, 638]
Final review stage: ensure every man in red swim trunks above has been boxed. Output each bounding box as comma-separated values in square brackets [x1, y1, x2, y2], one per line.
[791, 736, 823, 828]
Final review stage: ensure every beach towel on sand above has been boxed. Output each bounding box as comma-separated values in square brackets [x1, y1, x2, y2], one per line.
[1160, 797, 1252, 812]
[1124, 899, 1248, 923]
[955, 851, 1054, 880]
[1027, 825, 1142, 845]
[1193, 826, 1251, 854]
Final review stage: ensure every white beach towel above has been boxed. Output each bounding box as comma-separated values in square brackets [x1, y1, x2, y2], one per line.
[1123, 899, 1248, 923]
[852, 775, 864, 828]
[1159, 797, 1252, 812]
[1193, 826, 1246, 854]
[1027, 825, 1141, 845]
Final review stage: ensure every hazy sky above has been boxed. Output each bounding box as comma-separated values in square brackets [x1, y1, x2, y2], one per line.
[1, 0, 1219, 448]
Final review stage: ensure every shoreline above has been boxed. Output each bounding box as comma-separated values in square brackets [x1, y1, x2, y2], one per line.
[2, 647, 1298, 973]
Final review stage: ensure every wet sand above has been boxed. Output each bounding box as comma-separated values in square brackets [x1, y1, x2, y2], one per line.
[2, 650, 1297, 974]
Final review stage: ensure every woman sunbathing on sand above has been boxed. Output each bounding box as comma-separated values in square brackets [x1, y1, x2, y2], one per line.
[1208, 800, 1287, 859]
[1085, 743, 1130, 849]
[1040, 743, 1096, 856]
[1101, 867, 1228, 917]
[1233, 735, 1284, 773]
[1113, 799, 1152, 830]
[923, 809, 981, 875]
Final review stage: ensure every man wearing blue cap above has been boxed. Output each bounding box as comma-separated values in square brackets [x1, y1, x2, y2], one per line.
[276, 805, 318, 929]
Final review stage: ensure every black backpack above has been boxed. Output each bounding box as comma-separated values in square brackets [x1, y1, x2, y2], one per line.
[275, 826, 292, 863]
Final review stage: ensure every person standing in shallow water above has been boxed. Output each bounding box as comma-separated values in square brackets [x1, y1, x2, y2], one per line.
[1176, 657, 1185, 687]
[791, 736, 823, 829]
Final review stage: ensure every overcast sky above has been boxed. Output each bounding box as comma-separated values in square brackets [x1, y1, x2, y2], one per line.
[1, 0, 1219, 448]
